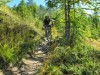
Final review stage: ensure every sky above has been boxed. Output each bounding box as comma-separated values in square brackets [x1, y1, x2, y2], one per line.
[7, 0, 93, 15]
[7, 0, 46, 7]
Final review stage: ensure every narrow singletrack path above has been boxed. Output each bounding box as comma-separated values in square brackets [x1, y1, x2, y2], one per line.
[2, 41, 50, 75]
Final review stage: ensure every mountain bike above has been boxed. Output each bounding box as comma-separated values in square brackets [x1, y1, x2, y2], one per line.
[45, 25, 52, 42]
[43, 20, 54, 42]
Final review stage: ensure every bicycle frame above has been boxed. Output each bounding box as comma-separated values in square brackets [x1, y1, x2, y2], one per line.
[45, 26, 52, 41]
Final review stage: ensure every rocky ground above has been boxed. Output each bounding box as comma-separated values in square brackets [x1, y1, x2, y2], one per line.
[0, 41, 50, 75]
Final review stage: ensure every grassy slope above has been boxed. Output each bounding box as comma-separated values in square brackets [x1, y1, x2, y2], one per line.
[0, 5, 44, 67]
[0, 5, 42, 33]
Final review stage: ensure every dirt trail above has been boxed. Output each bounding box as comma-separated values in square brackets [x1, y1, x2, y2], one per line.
[1, 41, 50, 75]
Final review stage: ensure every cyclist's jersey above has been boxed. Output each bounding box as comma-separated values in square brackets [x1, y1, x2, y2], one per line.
[43, 17, 51, 27]
[44, 19, 50, 25]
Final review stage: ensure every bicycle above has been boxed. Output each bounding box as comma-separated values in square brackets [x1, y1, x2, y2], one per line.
[45, 25, 52, 42]
[43, 20, 55, 42]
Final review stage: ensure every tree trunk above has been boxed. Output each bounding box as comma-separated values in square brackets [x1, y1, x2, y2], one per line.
[67, 0, 70, 42]
[64, 0, 67, 37]
[64, 0, 71, 45]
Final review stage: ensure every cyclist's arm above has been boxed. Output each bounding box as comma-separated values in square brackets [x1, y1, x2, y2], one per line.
[50, 19, 55, 26]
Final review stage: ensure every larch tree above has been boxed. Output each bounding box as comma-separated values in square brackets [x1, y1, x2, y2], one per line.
[45, 0, 77, 45]
[27, 0, 39, 17]
[16, 0, 28, 18]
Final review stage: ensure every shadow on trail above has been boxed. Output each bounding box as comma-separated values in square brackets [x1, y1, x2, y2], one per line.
[26, 41, 51, 62]
[2, 70, 13, 75]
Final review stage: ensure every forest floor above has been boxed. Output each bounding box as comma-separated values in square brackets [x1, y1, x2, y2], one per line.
[0, 41, 50, 75]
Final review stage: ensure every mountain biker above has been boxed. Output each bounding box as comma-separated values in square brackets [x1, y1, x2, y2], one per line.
[43, 16, 53, 41]
[43, 16, 51, 28]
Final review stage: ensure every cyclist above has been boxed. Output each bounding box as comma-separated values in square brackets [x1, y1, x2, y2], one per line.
[43, 16, 53, 41]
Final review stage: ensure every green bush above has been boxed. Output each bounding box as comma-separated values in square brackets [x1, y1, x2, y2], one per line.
[91, 28, 100, 39]
[0, 8, 41, 67]
[41, 45, 100, 75]
[0, 44, 17, 63]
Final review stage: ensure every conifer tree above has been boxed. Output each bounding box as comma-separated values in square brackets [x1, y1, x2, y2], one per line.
[27, 0, 38, 17]
[16, 0, 28, 18]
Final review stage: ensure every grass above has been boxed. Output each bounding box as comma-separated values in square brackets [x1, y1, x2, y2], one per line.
[86, 38, 100, 50]
[0, 5, 43, 68]
[38, 33, 100, 75]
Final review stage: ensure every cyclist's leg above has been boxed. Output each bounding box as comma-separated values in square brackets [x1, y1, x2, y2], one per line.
[48, 27, 52, 42]
[45, 27, 49, 41]
[45, 25, 52, 42]
[45, 28, 47, 37]
[49, 29, 52, 41]
[47, 28, 50, 41]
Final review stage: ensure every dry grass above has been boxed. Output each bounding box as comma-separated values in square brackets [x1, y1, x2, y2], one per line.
[0, 5, 20, 20]
[86, 38, 100, 50]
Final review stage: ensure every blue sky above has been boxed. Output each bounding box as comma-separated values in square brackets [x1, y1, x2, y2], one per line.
[7, 0, 93, 15]
[7, 0, 46, 7]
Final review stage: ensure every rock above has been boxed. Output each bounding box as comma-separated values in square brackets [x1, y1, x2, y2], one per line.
[28, 71, 34, 74]
[22, 59, 38, 65]
[0, 71, 4, 75]
[21, 72, 28, 75]
[35, 50, 44, 55]
[13, 71, 20, 74]
[37, 63, 42, 66]
[17, 74, 21, 75]
[11, 67, 18, 72]
[38, 47, 42, 50]
[20, 65, 25, 71]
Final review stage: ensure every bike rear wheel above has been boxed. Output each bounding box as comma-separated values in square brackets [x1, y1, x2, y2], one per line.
[45, 27, 52, 42]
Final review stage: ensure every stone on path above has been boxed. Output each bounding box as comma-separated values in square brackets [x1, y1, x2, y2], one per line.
[0, 71, 4, 75]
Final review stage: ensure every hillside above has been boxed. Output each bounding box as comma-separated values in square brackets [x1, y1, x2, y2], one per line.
[0, 5, 43, 69]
